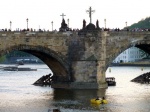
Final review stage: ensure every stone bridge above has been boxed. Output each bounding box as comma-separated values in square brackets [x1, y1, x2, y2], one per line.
[0, 31, 150, 89]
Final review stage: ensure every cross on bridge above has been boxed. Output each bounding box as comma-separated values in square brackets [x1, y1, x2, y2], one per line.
[86, 7, 95, 23]
[60, 13, 66, 20]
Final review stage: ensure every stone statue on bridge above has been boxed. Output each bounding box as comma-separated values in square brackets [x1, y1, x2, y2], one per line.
[96, 20, 100, 30]
[83, 19, 86, 29]
[59, 19, 68, 32]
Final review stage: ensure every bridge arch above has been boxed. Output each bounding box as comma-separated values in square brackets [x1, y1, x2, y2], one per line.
[106, 35, 150, 69]
[0, 44, 71, 82]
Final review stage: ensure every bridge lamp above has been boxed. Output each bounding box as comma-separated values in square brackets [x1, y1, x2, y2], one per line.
[125, 21, 127, 27]
[104, 19, 106, 28]
[10, 21, 12, 30]
[67, 19, 69, 28]
[26, 18, 29, 29]
[51, 21, 53, 31]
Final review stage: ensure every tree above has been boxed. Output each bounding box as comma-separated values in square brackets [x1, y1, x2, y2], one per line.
[127, 17, 150, 29]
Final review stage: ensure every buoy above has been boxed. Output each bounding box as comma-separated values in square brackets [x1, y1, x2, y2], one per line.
[141, 67, 143, 71]
[109, 68, 111, 73]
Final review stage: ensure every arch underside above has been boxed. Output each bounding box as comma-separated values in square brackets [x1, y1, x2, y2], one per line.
[106, 40, 150, 69]
[0, 45, 71, 82]
[136, 44, 150, 54]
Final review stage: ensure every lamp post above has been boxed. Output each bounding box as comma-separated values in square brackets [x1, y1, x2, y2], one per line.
[104, 19, 106, 28]
[51, 21, 53, 31]
[125, 21, 127, 27]
[67, 19, 69, 28]
[26, 18, 28, 29]
[10, 21, 12, 30]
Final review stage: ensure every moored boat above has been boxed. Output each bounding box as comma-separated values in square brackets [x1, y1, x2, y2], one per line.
[106, 77, 116, 86]
[2, 66, 37, 71]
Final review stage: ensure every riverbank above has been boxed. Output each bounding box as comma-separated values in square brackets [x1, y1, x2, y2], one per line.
[111, 59, 150, 67]
[110, 63, 150, 67]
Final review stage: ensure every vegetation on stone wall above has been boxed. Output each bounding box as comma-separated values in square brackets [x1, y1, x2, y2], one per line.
[0, 55, 6, 63]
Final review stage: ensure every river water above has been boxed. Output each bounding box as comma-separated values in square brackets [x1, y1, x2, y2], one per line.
[0, 64, 150, 112]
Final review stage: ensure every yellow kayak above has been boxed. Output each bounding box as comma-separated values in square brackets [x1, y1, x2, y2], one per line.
[90, 99, 108, 104]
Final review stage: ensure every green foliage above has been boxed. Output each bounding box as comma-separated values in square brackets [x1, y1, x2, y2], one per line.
[6, 51, 32, 58]
[127, 17, 150, 29]
[139, 49, 150, 59]
[0, 55, 6, 63]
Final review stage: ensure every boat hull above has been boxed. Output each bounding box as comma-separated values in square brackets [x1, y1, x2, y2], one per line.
[90, 99, 108, 104]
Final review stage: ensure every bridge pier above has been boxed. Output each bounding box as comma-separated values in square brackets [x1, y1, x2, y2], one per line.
[96, 32, 108, 89]
[51, 31, 108, 89]
[97, 61, 108, 89]
[51, 60, 108, 89]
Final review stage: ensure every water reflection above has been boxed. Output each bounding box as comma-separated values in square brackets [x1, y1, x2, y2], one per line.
[52, 89, 107, 111]
[53, 89, 106, 101]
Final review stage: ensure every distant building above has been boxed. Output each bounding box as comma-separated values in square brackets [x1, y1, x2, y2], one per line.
[113, 47, 147, 63]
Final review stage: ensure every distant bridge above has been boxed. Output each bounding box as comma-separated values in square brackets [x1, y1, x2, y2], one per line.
[0, 31, 150, 89]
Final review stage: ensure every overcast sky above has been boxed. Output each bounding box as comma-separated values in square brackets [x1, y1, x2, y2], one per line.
[0, 0, 149, 31]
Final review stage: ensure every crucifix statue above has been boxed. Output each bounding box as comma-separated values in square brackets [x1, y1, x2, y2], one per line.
[60, 13, 66, 20]
[86, 7, 95, 23]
